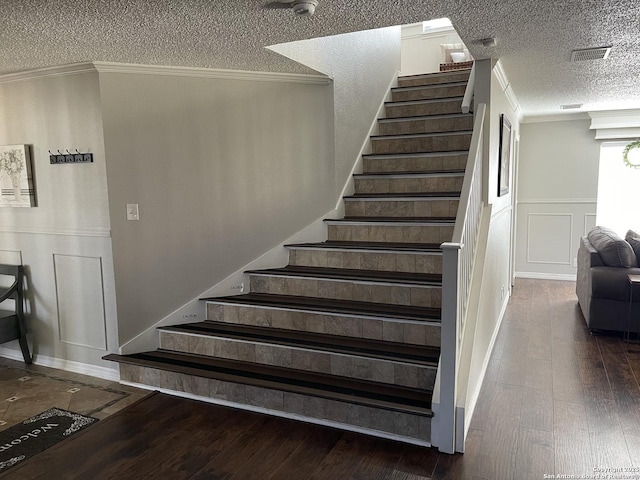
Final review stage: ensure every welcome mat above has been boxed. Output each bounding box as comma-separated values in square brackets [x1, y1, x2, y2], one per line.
[0, 408, 97, 471]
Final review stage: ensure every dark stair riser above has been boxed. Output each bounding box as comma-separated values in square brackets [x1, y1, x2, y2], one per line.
[159, 330, 436, 389]
[371, 133, 471, 155]
[118, 362, 432, 442]
[390, 84, 467, 102]
[378, 115, 473, 136]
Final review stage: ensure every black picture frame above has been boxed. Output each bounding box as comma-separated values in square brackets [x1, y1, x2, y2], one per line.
[498, 114, 512, 197]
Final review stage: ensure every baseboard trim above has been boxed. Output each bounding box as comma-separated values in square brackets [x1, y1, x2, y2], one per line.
[120, 380, 431, 448]
[515, 271, 576, 281]
[0, 347, 119, 381]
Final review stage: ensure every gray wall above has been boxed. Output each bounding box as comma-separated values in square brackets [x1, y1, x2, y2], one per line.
[269, 26, 402, 196]
[0, 71, 119, 376]
[98, 72, 334, 343]
[515, 118, 600, 278]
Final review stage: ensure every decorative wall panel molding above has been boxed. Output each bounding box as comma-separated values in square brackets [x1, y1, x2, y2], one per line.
[583, 214, 597, 236]
[0, 249, 22, 265]
[53, 254, 108, 351]
[0, 226, 110, 237]
[526, 213, 573, 265]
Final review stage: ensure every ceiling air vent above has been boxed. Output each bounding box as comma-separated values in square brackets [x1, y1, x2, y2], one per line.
[561, 103, 583, 110]
[570, 47, 612, 61]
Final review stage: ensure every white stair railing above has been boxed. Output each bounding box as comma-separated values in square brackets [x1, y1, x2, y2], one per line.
[461, 63, 475, 114]
[438, 102, 486, 454]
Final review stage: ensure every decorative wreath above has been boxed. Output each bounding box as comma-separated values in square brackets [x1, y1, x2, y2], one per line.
[623, 140, 640, 169]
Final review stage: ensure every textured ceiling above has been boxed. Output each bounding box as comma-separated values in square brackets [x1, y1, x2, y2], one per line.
[1, 0, 639, 116]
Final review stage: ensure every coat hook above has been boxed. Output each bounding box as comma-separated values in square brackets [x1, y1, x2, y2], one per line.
[57, 150, 63, 155]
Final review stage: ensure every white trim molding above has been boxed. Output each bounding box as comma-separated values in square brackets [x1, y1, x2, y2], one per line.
[0, 61, 331, 86]
[589, 109, 640, 139]
[493, 60, 522, 121]
[93, 62, 331, 85]
[517, 198, 597, 205]
[0, 225, 111, 237]
[521, 112, 590, 124]
[515, 271, 577, 281]
[0, 62, 96, 83]
[0, 347, 119, 381]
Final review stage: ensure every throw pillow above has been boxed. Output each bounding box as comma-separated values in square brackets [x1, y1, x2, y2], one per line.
[450, 52, 467, 63]
[587, 226, 637, 267]
[625, 230, 640, 266]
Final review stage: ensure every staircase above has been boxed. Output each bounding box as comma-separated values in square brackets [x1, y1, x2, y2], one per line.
[106, 68, 473, 446]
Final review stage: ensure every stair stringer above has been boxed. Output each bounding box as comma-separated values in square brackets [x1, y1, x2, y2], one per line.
[119, 73, 399, 356]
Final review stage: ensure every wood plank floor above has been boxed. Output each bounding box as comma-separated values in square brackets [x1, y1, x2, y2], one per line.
[3, 278, 640, 479]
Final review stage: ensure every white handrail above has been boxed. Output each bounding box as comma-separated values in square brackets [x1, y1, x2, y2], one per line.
[461, 63, 475, 114]
[438, 102, 486, 454]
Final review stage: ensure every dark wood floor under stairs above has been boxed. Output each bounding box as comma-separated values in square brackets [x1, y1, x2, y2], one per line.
[105, 68, 473, 446]
[8, 279, 640, 479]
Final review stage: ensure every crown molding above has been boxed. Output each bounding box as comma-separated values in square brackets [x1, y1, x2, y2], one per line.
[92, 62, 331, 85]
[521, 112, 591, 123]
[493, 60, 522, 122]
[493, 60, 509, 92]
[0, 61, 331, 86]
[0, 63, 96, 84]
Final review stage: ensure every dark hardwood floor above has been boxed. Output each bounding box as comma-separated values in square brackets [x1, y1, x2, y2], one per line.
[3, 279, 640, 479]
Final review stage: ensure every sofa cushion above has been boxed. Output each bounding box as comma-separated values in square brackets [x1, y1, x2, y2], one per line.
[587, 226, 637, 267]
[591, 266, 640, 302]
[625, 230, 640, 267]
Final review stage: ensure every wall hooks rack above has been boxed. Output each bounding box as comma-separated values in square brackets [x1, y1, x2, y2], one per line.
[49, 149, 93, 164]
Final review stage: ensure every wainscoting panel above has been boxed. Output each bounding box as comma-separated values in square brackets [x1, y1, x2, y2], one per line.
[0, 249, 23, 265]
[584, 214, 597, 236]
[515, 202, 596, 279]
[54, 254, 108, 351]
[526, 213, 573, 265]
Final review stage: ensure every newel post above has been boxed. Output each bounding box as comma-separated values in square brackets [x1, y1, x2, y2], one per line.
[438, 242, 461, 454]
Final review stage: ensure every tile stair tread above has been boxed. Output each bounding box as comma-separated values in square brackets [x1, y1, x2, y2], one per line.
[159, 321, 440, 366]
[202, 293, 441, 321]
[284, 241, 443, 253]
[328, 216, 455, 223]
[346, 192, 460, 199]
[245, 265, 442, 285]
[378, 114, 473, 124]
[353, 169, 465, 178]
[104, 351, 433, 416]
[343, 216, 455, 223]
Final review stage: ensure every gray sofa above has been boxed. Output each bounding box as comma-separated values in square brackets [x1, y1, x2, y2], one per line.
[576, 227, 640, 334]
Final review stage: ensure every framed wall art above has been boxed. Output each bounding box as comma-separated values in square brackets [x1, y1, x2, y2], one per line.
[498, 114, 512, 197]
[0, 144, 36, 207]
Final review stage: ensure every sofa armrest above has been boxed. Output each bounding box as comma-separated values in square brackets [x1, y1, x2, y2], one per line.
[576, 236, 598, 324]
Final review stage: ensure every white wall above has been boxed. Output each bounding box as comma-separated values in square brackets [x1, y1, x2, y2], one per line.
[460, 60, 520, 439]
[0, 70, 119, 376]
[400, 24, 464, 76]
[515, 118, 600, 279]
[98, 70, 335, 344]
[268, 26, 402, 197]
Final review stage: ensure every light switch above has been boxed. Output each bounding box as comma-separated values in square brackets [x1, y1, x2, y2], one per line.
[126, 203, 139, 221]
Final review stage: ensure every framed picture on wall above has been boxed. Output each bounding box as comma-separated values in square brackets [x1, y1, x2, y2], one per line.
[498, 114, 512, 197]
[0, 144, 36, 207]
